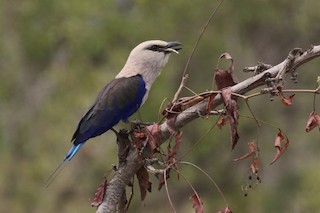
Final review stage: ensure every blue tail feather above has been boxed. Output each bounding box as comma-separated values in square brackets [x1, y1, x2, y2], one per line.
[64, 143, 84, 161]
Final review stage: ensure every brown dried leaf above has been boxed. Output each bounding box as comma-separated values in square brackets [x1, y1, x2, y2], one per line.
[132, 129, 147, 150]
[190, 194, 204, 213]
[221, 88, 239, 150]
[136, 166, 152, 201]
[170, 131, 183, 159]
[305, 111, 320, 132]
[214, 69, 236, 90]
[146, 124, 162, 153]
[214, 53, 238, 90]
[158, 170, 170, 191]
[91, 177, 108, 207]
[250, 156, 260, 174]
[269, 129, 290, 165]
[233, 142, 257, 162]
[280, 94, 295, 106]
[217, 117, 229, 129]
[165, 131, 183, 173]
[218, 207, 233, 213]
[277, 86, 295, 106]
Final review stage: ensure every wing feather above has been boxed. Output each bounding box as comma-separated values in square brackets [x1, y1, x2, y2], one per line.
[72, 75, 146, 145]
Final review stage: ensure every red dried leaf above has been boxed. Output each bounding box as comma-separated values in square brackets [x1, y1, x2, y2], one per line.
[233, 142, 257, 162]
[136, 166, 152, 201]
[132, 129, 147, 150]
[233, 142, 260, 173]
[269, 129, 290, 165]
[168, 131, 183, 160]
[190, 194, 204, 213]
[146, 124, 162, 153]
[158, 170, 170, 190]
[250, 156, 260, 174]
[277, 86, 295, 106]
[248, 142, 257, 152]
[218, 207, 233, 213]
[214, 69, 237, 90]
[221, 88, 239, 150]
[91, 177, 108, 207]
[217, 117, 229, 128]
[280, 94, 295, 106]
[305, 111, 320, 132]
[214, 53, 238, 90]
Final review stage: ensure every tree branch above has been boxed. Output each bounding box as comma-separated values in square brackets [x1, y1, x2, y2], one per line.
[96, 44, 320, 213]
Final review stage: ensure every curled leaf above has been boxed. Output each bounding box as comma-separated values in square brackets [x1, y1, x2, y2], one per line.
[170, 131, 183, 159]
[221, 88, 239, 150]
[132, 129, 147, 151]
[233, 142, 257, 162]
[146, 124, 162, 153]
[217, 117, 229, 129]
[190, 194, 204, 213]
[91, 177, 108, 207]
[233, 142, 260, 174]
[214, 53, 238, 90]
[280, 94, 295, 106]
[136, 166, 152, 201]
[250, 157, 260, 174]
[269, 129, 290, 165]
[305, 111, 320, 132]
[158, 170, 170, 191]
[277, 86, 295, 106]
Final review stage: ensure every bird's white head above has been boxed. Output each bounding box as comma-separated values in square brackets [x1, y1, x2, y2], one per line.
[116, 40, 182, 90]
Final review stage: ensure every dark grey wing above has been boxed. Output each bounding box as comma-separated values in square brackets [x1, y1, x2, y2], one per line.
[72, 74, 147, 145]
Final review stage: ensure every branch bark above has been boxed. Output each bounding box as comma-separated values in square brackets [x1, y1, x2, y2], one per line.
[96, 44, 320, 213]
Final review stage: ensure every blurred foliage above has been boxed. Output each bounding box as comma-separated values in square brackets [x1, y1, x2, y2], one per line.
[1, 0, 320, 212]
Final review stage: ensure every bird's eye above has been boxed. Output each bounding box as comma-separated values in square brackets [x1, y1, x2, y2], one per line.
[147, 45, 163, 52]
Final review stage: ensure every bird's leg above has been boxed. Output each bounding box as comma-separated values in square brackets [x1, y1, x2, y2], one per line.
[110, 127, 119, 135]
[116, 129, 131, 165]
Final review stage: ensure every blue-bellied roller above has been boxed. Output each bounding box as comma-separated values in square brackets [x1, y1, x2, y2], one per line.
[47, 40, 182, 186]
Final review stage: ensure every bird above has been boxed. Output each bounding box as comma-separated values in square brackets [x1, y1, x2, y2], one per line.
[46, 40, 182, 186]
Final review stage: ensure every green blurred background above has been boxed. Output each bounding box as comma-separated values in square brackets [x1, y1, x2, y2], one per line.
[1, 0, 320, 212]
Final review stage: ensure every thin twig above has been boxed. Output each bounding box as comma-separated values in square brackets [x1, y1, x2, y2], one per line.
[239, 114, 286, 131]
[172, 0, 225, 102]
[158, 97, 169, 122]
[164, 169, 176, 213]
[179, 161, 229, 207]
[244, 100, 260, 127]
[183, 85, 198, 96]
[172, 168, 203, 210]
[172, 74, 189, 103]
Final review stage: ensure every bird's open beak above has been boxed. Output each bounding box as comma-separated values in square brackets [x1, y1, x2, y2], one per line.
[165, 41, 182, 54]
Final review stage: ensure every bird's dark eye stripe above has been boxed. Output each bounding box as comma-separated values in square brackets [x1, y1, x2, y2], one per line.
[146, 45, 164, 52]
